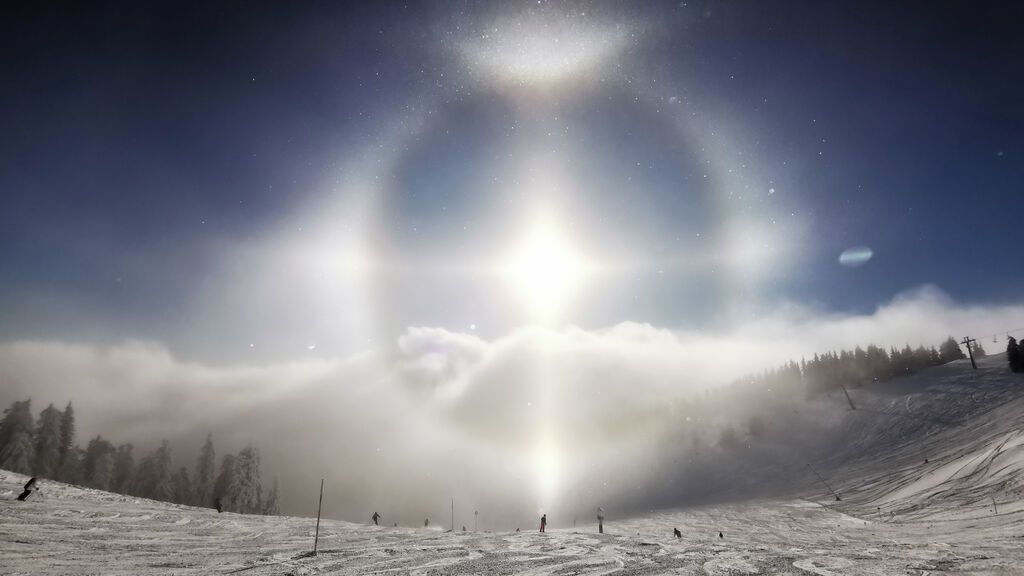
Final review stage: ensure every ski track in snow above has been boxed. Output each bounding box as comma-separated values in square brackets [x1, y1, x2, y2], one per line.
[3, 355, 1024, 575]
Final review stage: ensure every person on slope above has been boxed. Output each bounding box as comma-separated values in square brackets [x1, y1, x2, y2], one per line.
[597, 507, 605, 534]
[17, 477, 37, 501]
[539, 514, 547, 533]
[372, 511, 381, 526]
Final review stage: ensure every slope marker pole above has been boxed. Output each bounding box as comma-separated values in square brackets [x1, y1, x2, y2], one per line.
[313, 479, 324, 555]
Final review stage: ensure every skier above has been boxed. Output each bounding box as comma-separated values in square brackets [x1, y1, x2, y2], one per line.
[17, 477, 37, 501]
[597, 507, 605, 534]
[372, 511, 380, 526]
[424, 518, 429, 528]
[539, 514, 547, 533]
[673, 528, 682, 539]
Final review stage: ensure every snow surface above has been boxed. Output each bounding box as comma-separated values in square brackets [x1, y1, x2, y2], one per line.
[3, 355, 1024, 575]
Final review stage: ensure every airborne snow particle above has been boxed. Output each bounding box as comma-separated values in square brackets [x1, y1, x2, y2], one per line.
[838, 246, 873, 267]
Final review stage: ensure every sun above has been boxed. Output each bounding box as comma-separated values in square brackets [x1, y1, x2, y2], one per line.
[503, 212, 587, 320]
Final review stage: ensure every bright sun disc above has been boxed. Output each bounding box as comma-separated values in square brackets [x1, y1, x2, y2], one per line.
[503, 214, 586, 319]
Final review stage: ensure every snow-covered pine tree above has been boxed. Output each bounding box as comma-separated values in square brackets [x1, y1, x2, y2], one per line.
[131, 454, 156, 498]
[56, 446, 84, 484]
[33, 403, 62, 478]
[193, 433, 215, 507]
[172, 466, 193, 505]
[0, 400, 35, 474]
[262, 476, 280, 515]
[151, 440, 174, 502]
[233, 446, 262, 514]
[56, 402, 77, 482]
[212, 454, 238, 511]
[91, 449, 115, 491]
[83, 436, 115, 489]
[111, 443, 135, 493]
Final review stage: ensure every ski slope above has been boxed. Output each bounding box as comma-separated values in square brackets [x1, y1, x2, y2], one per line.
[2, 355, 1023, 575]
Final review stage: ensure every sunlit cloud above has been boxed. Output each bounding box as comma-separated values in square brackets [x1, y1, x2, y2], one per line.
[4, 286, 1021, 525]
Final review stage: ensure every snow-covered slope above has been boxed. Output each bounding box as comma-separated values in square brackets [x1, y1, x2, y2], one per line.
[3, 355, 1023, 575]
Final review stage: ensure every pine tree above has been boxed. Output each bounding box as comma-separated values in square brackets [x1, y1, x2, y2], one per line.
[1008, 337, 1023, 373]
[83, 436, 115, 489]
[262, 476, 280, 515]
[939, 337, 966, 364]
[111, 443, 135, 493]
[212, 454, 238, 511]
[233, 446, 262, 514]
[172, 466, 193, 505]
[972, 340, 987, 358]
[131, 454, 156, 497]
[33, 404, 62, 478]
[56, 402, 77, 482]
[151, 440, 174, 502]
[56, 446, 84, 484]
[193, 433, 216, 508]
[91, 449, 115, 491]
[0, 400, 35, 474]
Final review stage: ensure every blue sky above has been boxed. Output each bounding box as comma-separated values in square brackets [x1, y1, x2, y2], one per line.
[1, 1, 1022, 361]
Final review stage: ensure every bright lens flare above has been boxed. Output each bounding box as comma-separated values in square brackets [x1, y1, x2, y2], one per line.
[503, 214, 586, 320]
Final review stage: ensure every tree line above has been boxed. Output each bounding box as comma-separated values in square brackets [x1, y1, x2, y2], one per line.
[736, 336, 984, 397]
[0, 400, 279, 515]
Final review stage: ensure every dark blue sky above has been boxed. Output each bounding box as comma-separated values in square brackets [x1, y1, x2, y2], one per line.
[2, 1, 1022, 358]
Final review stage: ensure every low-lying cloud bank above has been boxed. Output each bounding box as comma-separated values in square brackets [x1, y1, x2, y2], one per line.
[1, 286, 1022, 526]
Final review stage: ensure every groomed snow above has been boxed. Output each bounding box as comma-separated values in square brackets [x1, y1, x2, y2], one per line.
[3, 355, 1024, 574]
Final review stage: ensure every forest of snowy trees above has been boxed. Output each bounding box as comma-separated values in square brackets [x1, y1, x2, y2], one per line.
[733, 336, 982, 397]
[0, 403, 279, 515]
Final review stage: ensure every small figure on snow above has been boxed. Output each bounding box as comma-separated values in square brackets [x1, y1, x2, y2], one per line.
[17, 477, 37, 501]
[462, 525, 466, 532]
[597, 507, 605, 534]
[215, 497, 223, 513]
[372, 511, 380, 526]
[673, 528, 682, 539]
[424, 518, 429, 528]
[539, 514, 547, 532]
[516, 527, 520, 532]
[718, 531, 723, 539]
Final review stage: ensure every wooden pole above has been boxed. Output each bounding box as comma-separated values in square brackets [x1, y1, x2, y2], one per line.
[962, 336, 977, 370]
[840, 384, 856, 411]
[313, 479, 324, 555]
